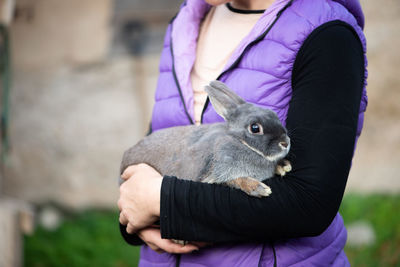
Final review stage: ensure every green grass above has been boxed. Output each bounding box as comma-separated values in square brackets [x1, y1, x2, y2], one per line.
[24, 194, 400, 266]
[339, 194, 400, 267]
[24, 210, 140, 267]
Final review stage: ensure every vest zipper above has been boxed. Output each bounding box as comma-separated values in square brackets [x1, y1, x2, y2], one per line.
[272, 241, 277, 267]
[175, 254, 181, 267]
[199, 0, 294, 124]
[167, 3, 292, 265]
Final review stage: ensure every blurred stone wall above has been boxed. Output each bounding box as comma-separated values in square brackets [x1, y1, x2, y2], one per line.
[2, 0, 183, 210]
[11, 0, 112, 68]
[3, 59, 157, 208]
[346, 0, 400, 194]
[3, 0, 141, 209]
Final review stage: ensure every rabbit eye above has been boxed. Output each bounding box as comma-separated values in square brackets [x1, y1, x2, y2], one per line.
[249, 123, 263, 135]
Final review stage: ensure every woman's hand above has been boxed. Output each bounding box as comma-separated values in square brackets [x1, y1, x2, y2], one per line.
[118, 163, 162, 234]
[138, 227, 201, 254]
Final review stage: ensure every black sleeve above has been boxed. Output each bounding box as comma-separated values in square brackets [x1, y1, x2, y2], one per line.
[120, 222, 144, 245]
[158, 21, 365, 243]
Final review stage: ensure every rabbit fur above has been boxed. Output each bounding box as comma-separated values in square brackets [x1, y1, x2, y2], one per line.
[120, 81, 291, 198]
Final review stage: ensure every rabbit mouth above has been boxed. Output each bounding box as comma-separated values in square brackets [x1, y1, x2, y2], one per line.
[240, 139, 289, 162]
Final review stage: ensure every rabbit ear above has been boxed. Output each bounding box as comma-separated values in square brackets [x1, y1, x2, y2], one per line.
[204, 81, 246, 120]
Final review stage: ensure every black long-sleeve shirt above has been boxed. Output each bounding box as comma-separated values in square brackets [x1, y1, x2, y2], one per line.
[120, 21, 365, 244]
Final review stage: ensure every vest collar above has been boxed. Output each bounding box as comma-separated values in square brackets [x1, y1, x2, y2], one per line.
[170, 0, 292, 123]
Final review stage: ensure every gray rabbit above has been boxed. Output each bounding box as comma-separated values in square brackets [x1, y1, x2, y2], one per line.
[120, 80, 291, 198]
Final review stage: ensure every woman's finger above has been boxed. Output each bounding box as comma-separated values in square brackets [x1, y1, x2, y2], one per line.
[190, 241, 212, 248]
[146, 241, 165, 254]
[126, 222, 136, 234]
[157, 239, 199, 254]
[139, 228, 199, 254]
[121, 165, 137, 180]
[119, 211, 129, 225]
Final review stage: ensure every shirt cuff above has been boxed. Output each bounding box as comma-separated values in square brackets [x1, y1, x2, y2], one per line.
[160, 176, 193, 240]
[119, 223, 144, 246]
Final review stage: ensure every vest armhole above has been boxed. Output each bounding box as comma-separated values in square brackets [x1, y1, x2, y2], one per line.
[291, 20, 364, 90]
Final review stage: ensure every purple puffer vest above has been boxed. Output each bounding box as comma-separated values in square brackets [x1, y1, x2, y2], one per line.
[144, 0, 368, 266]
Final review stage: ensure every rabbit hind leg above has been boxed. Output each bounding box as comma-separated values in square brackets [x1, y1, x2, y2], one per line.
[226, 177, 271, 198]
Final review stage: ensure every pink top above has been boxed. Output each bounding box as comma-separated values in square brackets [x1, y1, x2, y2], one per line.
[190, 4, 263, 124]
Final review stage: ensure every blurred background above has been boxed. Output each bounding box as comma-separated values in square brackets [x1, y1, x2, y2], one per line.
[0, 0, 399, 266]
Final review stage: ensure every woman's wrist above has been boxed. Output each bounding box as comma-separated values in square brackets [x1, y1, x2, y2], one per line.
[150, 176, 162, 217]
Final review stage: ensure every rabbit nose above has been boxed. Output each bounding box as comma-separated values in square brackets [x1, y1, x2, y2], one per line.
[279, 141, 288, 149]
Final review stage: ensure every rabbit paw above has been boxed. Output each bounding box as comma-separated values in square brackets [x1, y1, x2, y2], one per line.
[227, 177, 272, 198]
[275, 159, 292, 176]
[172, 239, 188, 245]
